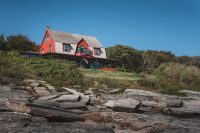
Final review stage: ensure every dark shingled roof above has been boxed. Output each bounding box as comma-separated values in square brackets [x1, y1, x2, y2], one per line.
[49, 29, 104, 48]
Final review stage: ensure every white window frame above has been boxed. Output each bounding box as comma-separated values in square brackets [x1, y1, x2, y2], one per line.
[63, 44, 71, 52]
[94, 48, 101, 56]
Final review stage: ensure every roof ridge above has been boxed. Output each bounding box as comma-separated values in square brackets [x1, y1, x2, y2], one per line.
[49, 29, 97, 39]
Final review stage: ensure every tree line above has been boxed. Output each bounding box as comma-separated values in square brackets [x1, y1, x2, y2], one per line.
[0, 34, 39, 52]
[106, 45, 200, 72]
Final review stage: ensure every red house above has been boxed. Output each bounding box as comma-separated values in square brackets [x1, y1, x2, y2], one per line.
[39, 27, 119, 69]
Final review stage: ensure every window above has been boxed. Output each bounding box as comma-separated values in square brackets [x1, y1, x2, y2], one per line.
[94, 48, 101, 56]
[42, 48, 44, 54]
[46, 35, 50, 42]
[49, 45, 52, 53]
[80, 46, 84, 52]
[63, 44, 71, 52]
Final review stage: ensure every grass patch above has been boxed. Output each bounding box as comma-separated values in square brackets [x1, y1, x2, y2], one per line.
[80, 69, 142, 93]
[81, 69, 140, 81]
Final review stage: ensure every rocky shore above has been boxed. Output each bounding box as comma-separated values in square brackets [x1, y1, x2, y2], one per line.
[0, 79, 200, 133]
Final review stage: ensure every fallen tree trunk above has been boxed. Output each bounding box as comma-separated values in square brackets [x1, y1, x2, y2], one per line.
[5, 99, 85, 122]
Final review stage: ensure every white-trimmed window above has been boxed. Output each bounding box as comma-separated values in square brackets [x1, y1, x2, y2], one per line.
[63, 44, 71, 52]
[94, 48, 101, 56]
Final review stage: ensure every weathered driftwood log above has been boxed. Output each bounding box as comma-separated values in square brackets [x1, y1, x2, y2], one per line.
[5, 99, 85, 122]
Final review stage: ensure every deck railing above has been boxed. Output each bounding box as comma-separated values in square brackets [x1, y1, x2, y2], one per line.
[77, 49, 93, 55]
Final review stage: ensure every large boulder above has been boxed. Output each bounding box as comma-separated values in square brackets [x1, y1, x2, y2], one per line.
[105, 98, 142, 113]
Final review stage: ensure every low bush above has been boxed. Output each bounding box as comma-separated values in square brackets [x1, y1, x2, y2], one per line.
[0, 51, 34, 82]
[26, 58, 84, 87]
[0, 51, 83, 87]
[154, 63, 200, 90]
[139, 62, 200, 95]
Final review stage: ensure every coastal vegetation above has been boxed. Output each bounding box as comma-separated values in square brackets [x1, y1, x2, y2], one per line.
[0, 34, 200, 95]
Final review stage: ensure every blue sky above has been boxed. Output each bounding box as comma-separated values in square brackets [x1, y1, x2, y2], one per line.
[0, 0, 200, 56]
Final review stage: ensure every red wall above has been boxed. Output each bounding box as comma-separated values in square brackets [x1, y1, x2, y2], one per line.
[39, 30, 55, 54]
[77, 39, 89, 49]
[75, 39, 90, 56]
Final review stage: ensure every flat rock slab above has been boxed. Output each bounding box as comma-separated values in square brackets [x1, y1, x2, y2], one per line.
[0, 112, 114, 133]
[32, 99, 61, 108]
[141, 101, 158, 107]
[46, 85, 56, 90]
[38, 94, 61, 100]
[63, 88, 90, 105]
[109, 89, 120, 94]
[85, 112, 179, 132]
[34, 87, 51, 97]
[52, 94, 80, 102]
[60, 102, 87, 110]
[160, 95, 183, 108]
[124, 89, 160, 99]
[179, 90, 200, 97]
[30, 82, 40, 87]
[105, 98, 142, 113]
[164, 99, 200, 118]
[0, 85, 11, 92]
[170, 107, 200, 118]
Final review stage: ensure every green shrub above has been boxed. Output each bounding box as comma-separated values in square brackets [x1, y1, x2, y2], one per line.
[25, 58, 83, 87]
[138, 63, 200, 95]
[0, 51, 34, 81]
[154, 63, 200, 90]
[0, 51, 83, 87]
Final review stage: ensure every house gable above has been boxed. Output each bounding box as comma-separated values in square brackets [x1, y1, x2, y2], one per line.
[77, 39, 89, 49]
[39, 29, 55, 54]
[75, 39, 93, 58]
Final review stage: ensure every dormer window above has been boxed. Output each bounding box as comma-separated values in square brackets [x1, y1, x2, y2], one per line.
[63, 44, 71, 52]
[94, 48, 101, 56]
